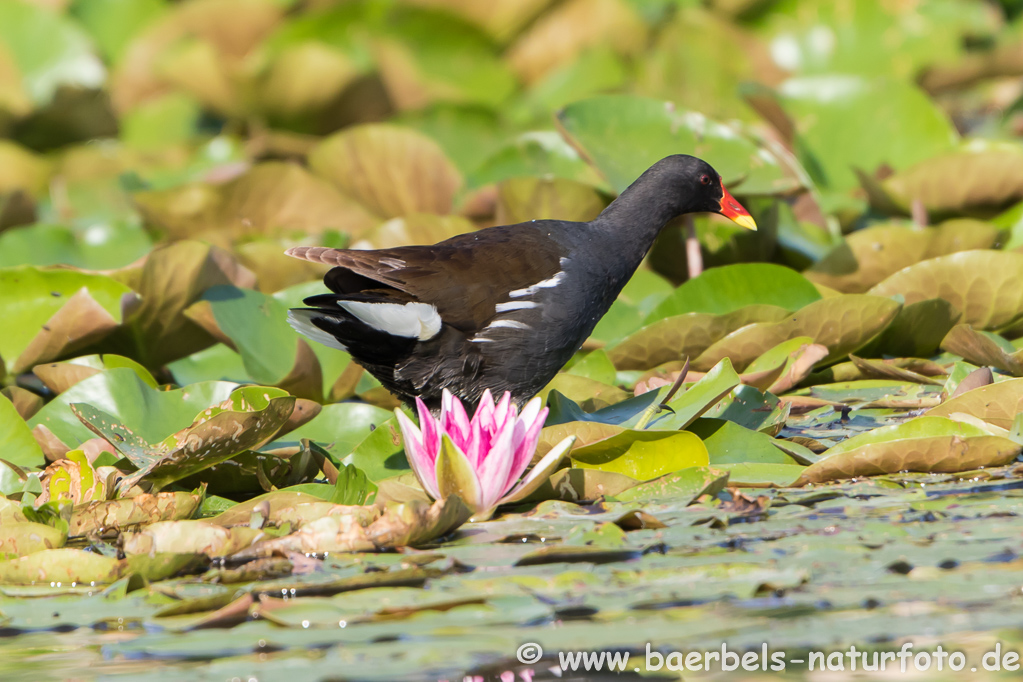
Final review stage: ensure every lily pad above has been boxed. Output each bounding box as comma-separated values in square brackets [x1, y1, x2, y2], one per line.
[928, 378, 1023, 429]
[0, 393, 44, 469]
[940, 325, 1023, 377]
[646, 263, 821, 322]
[869, 250, 1023, 331]
[0, 266, 131, 375]
[608, 305, 790, 371]
[571, 430, 709, 481]
[695, 295, 901, 371]
[309, 123, 461, 219]
[797, 417, 1022, 485]
[557, 94, 800, 195]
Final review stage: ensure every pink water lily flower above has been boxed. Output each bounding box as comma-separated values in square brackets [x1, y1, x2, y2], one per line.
[395, 389, 575, 516]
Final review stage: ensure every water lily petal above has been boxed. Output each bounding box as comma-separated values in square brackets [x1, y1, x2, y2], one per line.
[395, 408, 440, 499]
[476, 414, 518, 510]
[500, 435, 576, 505]
[494, 391, 513, 431]
[415, 397, 440, 467]
[435, 434, 483, 511]
[508, 403, 548, 487]
[475, 389, 496, 430]
[442, 389, 472, 451]
[518, 396, 542, 432]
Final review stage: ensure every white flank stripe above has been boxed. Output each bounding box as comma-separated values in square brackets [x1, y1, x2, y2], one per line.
[509, 271, 565, 298]
[485, 319, 531, 331]
[338, 300, 442, 340]
[470, 337, 495, 343]
[494, 300, 538, 313]
[287, 310, 348, 351]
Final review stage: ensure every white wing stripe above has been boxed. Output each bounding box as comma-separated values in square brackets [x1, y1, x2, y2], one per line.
[494, 300, 538, 313]
[509, 271, 565, 298]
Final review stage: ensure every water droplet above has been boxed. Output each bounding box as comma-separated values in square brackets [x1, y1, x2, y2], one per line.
[338, 620, 346, 628]
[301, 620, 310, 629]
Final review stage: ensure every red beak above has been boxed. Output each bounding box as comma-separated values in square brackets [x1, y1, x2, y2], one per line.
[718, 185, 757, 231]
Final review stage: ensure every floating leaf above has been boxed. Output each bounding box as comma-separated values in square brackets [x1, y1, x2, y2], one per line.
[857, 298, 961, 358]
[797, 417, 1021, 485]
[869, 250, 1023, 331]
[613, 466, 728, 504]
[32, 354, 158, 396]
[0, 393, 44, 469]
[696, 295, 901, 371]
[571, 430, 708, 481]
[608, 305, 789, 371]
[770, 75, 957, 194]
[238, 496, 472, 555]
[122, 521, 264, 558]
[136, 162, 378, 243]
[880, 144, 1023, 218]
[495, 176, 606, 225]
[70, 492, 202, 538]
[0, 267, 131, 375]
[939, 325, 1023, 377]
[806, 221, 999, 294]
[558, 94, 800, 196]
[646, 263, 821, 322]
[506, 0, 646, 85]
[688, 419, 797, 466]
[928, 378, 1023, 429]
[0, 522, 66, 558]
[309, 123, 461, 219]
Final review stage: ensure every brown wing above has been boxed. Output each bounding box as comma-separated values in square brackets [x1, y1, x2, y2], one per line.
[286, 226, 563, 332]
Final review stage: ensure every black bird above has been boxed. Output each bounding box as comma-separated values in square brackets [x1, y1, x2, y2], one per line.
[286, 155, 756, 412]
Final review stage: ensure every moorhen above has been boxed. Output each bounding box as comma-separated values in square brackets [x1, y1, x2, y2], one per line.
[286, 154, 756, 412]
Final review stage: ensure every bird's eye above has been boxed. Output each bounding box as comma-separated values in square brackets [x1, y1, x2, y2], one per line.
[700, 174, 711, 185]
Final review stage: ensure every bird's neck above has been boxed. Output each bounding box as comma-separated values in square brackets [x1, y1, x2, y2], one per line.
[591, 177, 685, 270]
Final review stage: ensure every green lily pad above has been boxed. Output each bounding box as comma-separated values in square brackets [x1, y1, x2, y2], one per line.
[646, 263, 821, 322]
[557, 94, 800, 195]
[0, 266, 131, 374]
[687, 419, 797, 466]
[572, 430, 709, 481]
[0, 393, 44, 469]
[29, 368, 238, 448]
[71, 386, 295, 493]
[613, 465, 728, 503]
[0, 521, 66, 558]
[771, 75, 957, 194]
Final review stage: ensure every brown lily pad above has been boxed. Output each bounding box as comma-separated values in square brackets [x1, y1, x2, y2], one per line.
[608, 305, 790, 371]
[797, 417, 1022, 485]
[694, 295, 901, 371]
[69, 492, 202, 537]
[928, 377, 1023, 428]
[940, 325, 1023, 376]
[869, 250, 1023, 331]
[309, 123, 462, 219]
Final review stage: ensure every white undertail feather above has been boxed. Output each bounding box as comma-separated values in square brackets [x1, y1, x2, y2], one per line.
[338, 301, 442, 340]
[287, 309, 349, 351]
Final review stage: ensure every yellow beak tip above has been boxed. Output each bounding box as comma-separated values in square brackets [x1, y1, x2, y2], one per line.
[731, 214, 758, 231]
